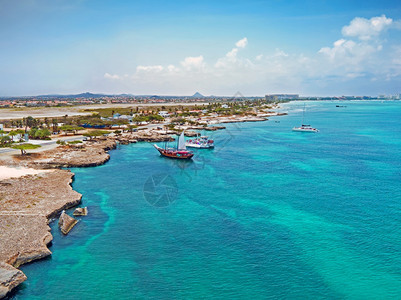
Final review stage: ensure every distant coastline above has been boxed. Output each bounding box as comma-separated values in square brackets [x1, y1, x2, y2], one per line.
[1, 91, 398, 112]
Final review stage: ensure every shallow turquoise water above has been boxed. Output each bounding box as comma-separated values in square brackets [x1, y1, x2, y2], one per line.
[11, 101, 401, 299]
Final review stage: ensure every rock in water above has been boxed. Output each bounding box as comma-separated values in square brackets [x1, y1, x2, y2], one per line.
[58, 211, 78, 235]
[73, 207, 88, 216]
[184, 131, 198, 137]
[0, 262, 27, 299]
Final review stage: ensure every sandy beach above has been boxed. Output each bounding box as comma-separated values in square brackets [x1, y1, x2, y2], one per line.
[0, 166, 53, 180]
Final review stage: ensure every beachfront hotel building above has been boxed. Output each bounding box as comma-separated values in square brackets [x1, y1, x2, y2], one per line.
[265, 94, 299, 102]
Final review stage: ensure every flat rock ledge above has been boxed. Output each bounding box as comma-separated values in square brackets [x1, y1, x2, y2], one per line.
[58, 211, 78, 235]
[43, 138, 116, 168]
[73, 207, 88, 216]
[0, 170, 82, 297]
[0, 262, 27, 299]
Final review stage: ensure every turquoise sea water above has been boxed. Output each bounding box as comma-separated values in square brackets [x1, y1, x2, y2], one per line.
[10, 101, 401, 299]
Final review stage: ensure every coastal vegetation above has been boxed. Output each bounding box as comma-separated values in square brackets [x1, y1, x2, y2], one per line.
[59, 125, 85, 135]
[0, 100, 277, 151]
[83, 130, 110, 139]
[126, 125, 137, 133]
[11, 143, 41, 155]
[28, 128, 51, 140]
[0, 135, 12, 147]
[80, 101, 273, 119]
[67, 140, 83, 144]
[81, 107, 137, 117]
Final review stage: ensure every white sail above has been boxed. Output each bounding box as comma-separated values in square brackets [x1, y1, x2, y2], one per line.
[178, 131, 186, 150]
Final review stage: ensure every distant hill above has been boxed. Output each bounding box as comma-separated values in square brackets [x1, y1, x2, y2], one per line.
[36, 92, 104, 99]
[192, 92, 204, 98]
[34, 92, 136, 99]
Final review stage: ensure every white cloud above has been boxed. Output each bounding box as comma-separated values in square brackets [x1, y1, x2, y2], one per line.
[235, 37, 248, 48]
[226, 48, 238, 60]
[319, 39, 357, 61]
[318, 15, 400, 69]
[342, 15, 393, 40]
[104, 72, 120, 80]
[102, 21, 401, 96]
[167, 64, 179, 72]
[180, 55, 204, 70]
[215, 38, 249, 68]
[136, 65, 164, 72]
[273, 49, 289, 57]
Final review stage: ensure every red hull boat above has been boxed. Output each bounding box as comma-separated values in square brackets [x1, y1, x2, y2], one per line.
[153, 131, 194, 160]
[153, 144, 194, 159]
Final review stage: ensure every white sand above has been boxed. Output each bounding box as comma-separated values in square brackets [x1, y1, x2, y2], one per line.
[0, 166, 53, 180]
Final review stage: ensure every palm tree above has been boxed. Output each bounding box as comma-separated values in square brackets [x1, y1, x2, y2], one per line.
[23, 116, 36, 132]
[52, 118, 58, 133]
[44, 117, 50, 128]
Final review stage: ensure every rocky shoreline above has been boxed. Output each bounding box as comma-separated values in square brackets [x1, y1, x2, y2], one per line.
[0, 262, 26, 299]
[0, 169, 82, 297]
[0, 112, 283, 298]
[0, 129, 183, 297]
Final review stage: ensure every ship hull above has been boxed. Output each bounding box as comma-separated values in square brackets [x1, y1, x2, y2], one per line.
[292, 126, 319, 133]
[154, 145, 194, 159]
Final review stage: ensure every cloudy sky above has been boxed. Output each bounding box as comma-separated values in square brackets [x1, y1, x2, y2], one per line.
[1, 0, 401, 97]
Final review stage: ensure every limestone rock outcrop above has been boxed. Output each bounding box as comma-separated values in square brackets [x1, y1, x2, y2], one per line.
[0, 262, 27, 299]
[58, 211, 78, 235]
[184, 131, 198, 137]
[73, 207, 88, 216]
[0, 170, 81, 266]
[26, 138, 117, 168]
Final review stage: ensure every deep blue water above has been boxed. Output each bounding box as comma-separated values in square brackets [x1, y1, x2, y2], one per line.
[11, 101, 401, 299]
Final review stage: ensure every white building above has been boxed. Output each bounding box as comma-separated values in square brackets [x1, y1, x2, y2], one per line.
[158, 111, 170, 118]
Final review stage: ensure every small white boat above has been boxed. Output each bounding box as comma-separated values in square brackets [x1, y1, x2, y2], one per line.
[292, 125, 319, 132]
[185, 136, 214, 149]
[293, 103, 318, 133]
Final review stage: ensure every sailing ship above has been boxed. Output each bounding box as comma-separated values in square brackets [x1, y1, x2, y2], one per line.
[154, 131, 194, 159]
[185, 135, 214, 149]
[292, 103, 319, 133]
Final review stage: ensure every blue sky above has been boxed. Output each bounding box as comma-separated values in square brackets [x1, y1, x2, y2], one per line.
[1, 0, 401, 96]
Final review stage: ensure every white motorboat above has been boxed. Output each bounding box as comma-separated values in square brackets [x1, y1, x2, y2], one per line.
[185, 136, 214, 149]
